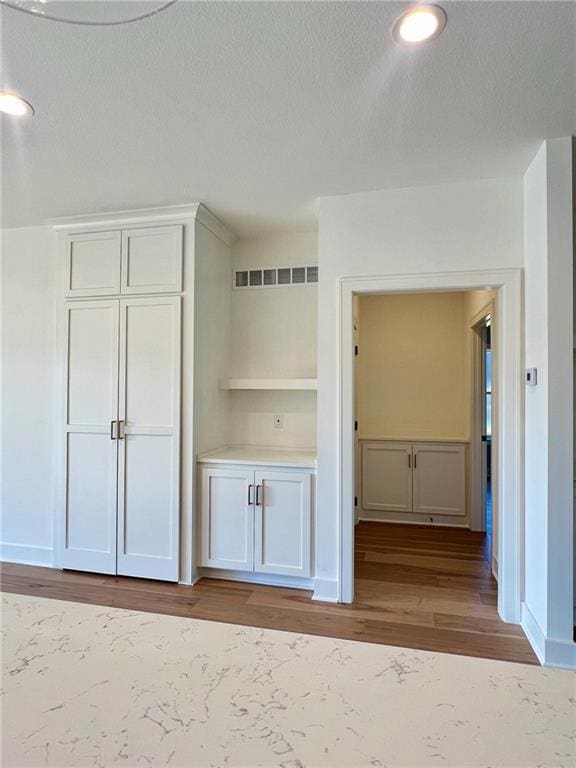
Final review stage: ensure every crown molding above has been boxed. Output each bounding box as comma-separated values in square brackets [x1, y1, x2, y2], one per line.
[195, 203, 236, 246]
[49, 203, 235, 245]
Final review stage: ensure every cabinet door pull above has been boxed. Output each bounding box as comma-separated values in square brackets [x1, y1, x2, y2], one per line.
[256, 484, 263, 507]
[413, 453, 417, 469]
[118, 420, 125, 440]
[248, 484, 254, 506]
[408, 453, 411, 469]
[110, 420, 117, 440]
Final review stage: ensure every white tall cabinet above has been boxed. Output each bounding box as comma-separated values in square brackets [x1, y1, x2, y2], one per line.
[55, 204, 232, 583]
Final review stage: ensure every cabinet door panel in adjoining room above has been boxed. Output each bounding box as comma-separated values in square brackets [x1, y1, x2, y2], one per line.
[412, 443, 466, 517]
[361, 442, 412, 513]
[117, 296, 181, 581]
[62, 300, 119, 574]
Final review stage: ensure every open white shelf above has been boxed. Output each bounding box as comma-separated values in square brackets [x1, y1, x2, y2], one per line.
[220, 378, 318, 391]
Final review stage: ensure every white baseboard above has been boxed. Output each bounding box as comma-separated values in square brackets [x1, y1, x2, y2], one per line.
[1, 542, 53, 568]
[521, 602, 576, 670]
[196, 567, 313, 591]
[312, 578, 339, 603]
[359, 512, 468, 529]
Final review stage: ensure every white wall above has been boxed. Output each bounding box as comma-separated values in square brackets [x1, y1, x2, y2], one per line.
[193, 221, 232, 455]
[1, 226, 58, 565]
[230, 231, 317, 448]
[523, 138, 574, 666]
[231, 232, 318, 378]
[317, 177, 523, 589]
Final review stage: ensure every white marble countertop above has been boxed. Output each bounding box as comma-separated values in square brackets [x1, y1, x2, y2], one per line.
[197, 445, 318, 468]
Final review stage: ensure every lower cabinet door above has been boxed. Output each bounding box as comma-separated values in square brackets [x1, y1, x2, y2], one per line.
[361, 442, 412, 513]
[254, 471, 311, 577]
[412, 443, 466, 517]
[200, 467, 254, 571]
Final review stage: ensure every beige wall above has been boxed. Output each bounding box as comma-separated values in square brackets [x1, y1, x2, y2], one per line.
[357, 292, 471, 440]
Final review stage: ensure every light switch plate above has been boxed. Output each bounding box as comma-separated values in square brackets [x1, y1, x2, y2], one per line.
[526, 367, 538, 386]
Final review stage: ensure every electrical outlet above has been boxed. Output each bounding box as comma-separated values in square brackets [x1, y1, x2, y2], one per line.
[273, 414, 284, 429]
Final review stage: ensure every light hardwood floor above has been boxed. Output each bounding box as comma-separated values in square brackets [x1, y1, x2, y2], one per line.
[0, 522, 537, 665]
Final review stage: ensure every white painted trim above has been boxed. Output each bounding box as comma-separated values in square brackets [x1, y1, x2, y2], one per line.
[1, 543, 53, 567]
[521, 602, 576, 669]
[197, 567, 313, 591]
[338, 269, 523, 626]
[50, 203, 236, 246]
[195, 204, 236, 246]
[521, 602, 546, 663]
[358, 514, 468, 528]
[50, 204, 201, 232]
[469, 300, 496, 532]
[312, 578, 339, 603]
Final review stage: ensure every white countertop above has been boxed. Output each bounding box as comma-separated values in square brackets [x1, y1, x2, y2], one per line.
[359, 436, 469, 444]
[197, 446, 318, 468]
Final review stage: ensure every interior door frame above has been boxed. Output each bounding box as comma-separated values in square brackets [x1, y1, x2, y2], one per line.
[338, 269, 523, 625]
[469, 300, 496, 539]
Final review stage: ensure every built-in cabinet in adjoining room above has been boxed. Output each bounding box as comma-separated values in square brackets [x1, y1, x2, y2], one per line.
[361, 440, 466, 519]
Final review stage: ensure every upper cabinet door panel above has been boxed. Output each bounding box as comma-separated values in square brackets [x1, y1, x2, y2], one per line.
[121, 226, 183, 294]
[64, 231, 122, 297]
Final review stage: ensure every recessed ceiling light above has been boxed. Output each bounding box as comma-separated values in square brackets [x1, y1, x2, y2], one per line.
[0, 91, 34, 116]
[392, 5, 447, 46]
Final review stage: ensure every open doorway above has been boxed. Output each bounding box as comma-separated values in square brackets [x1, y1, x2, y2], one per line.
[339, 269, 523, 632]
[350, 289, 501, 650]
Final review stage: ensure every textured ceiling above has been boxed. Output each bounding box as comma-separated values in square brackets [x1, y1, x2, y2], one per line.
[1, 1, 575, 235]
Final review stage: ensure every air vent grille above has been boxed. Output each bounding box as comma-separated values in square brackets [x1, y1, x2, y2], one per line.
[234, 265, 319, 290]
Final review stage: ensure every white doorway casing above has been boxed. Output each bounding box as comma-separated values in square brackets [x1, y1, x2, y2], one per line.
[338, 269, 522, 625]
[469, 299, 496, 540]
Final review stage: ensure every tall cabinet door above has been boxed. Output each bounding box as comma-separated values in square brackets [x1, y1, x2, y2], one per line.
[116, 296, 181, 581]
[412, 443, 466, 518]
[254, 471, 311, 577]
[199, 467, 255, 571]
[62, 301, 119, 574]
[361, 442, 412, 513]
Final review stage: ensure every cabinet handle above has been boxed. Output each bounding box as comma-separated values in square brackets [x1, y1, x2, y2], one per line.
[413, 453, 417, 469]
[248, 484, 254, 506]
[110, 420, 117, 440]
[408, 454, 411, 469]
[256, 484, 263, 507]
[118, 420, 125, 440]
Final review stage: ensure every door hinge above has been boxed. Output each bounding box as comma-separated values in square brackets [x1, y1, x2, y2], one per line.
[354, 420, 358, 432]
[354, 496, 358, 507]
[354, 345, 359, 356]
